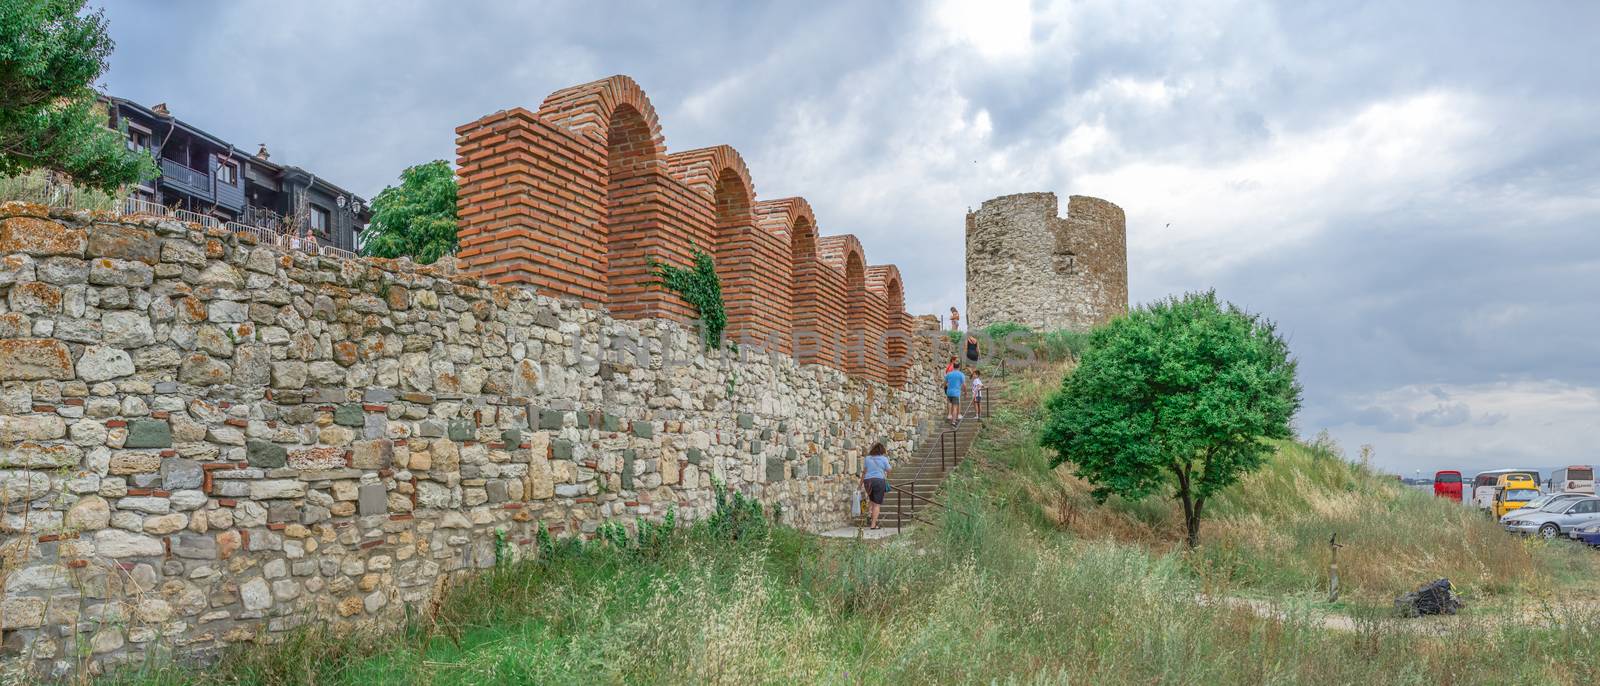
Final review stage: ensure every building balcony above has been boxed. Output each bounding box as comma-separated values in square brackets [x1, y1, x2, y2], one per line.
[159, 158, 212, 200]
[158, 158, 244, 212]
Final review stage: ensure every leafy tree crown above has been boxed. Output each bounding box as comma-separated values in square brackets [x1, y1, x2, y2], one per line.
[1040, 291, 1302, 505]
[1, 0, 157, 191]
[359, 159, 458, 264]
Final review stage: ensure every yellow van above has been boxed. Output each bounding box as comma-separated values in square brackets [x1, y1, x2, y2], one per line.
[1494, 484, 1541, 519]
[1497, 474, 1537, 491]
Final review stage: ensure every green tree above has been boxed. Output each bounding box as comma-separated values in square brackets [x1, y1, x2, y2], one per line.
[0, 0, 157, 192]
[359, 160, 458, 264]
[1040, 291, 1301, 548]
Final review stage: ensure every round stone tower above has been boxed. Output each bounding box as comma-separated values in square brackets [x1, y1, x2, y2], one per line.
[965, 192, 1127, 332]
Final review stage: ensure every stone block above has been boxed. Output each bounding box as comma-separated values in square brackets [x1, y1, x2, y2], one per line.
[107, 450, 159, 474]
[538, 410, 564, 430]
[87, 224, 160, 264]
[737, 413, 755, 429]
[621, 449, 636, 490]
[0, 415, 66, 442]
[357, 483, 387, 516]
[247, 439, 287, 468]
[0, 339, 74, 381]
[160, 457, 202, 490]
[77, 345, 134, 382]
[333, 404, 365, 427]
[0, 598, 46, 629]
[171, 533, 217, 559]
[288, 446, 345, 470]
[0, 216, 85, 256]
[632, 421, 654, 439]
[350, 439, 393, 470]
[123, 420, 172, 448]
[448, 420, 475, 441]
[765, 455, 786, 483]
[250, 480, 306, 500]
[93, 529, 163, 557]
[551, 439, 573, 460]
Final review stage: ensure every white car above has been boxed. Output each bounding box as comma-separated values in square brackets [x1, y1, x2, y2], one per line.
[1504, 497, 1600, 539]
[1501, 492, 1589, 523]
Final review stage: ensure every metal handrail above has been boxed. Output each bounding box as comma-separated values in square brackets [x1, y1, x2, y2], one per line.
[892, 478, 979, 534]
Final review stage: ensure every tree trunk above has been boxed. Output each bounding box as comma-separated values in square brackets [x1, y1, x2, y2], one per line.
[1174, 465, 1200, 549]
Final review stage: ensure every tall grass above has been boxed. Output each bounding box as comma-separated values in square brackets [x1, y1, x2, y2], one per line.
[104, 363, 1600, 685]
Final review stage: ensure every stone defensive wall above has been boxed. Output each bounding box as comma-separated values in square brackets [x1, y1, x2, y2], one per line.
[0, 201, 944, 675]
[455, 75, 914, 385]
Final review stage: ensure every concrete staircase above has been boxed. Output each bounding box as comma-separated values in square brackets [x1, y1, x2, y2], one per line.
[851, 397, 999, 530]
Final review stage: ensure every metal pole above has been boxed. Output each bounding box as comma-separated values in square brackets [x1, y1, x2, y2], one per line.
[896, 489, 903, 534]
[1328, 533, 1344, 603]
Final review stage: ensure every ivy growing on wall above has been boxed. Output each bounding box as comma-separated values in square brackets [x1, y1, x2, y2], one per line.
[650, 248, 727, 350]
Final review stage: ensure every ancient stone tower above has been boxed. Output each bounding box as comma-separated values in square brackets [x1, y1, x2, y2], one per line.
[965, 192, 1128, 332]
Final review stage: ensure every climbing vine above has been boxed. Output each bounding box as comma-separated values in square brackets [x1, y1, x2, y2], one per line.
[650, 247, 727, 350]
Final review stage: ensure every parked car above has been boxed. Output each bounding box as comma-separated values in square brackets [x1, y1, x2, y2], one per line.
[1504, 497, 1600, 538]
[1500, 492, 1589, 523]
[1571, 522, 1600, 547]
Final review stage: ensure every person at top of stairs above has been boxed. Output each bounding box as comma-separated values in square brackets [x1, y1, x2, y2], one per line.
[861, 442, 892, 530]
[945, 362, 967, 427]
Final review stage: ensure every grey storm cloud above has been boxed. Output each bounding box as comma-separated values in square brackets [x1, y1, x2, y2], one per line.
[93, 1, 1600, 476]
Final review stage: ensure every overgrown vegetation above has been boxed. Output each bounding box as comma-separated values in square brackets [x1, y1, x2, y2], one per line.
[105, 365, 1600, 685]
[0, 168, 123, 211]
[649, 248, 726, 350]
[0, 0, 157, 191]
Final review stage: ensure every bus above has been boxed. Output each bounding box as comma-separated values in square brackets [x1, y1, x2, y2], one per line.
[1470, 469, 1542, 510]
[1550, 465, 1595, 494]
[1433, 470, 1463, 501]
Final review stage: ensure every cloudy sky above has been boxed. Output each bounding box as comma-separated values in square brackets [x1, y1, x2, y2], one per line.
[96, 1, 1600, 477]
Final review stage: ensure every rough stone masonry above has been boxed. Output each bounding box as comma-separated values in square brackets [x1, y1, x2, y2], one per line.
[965, 192, 1128, 332]
[0, 204, 944, 677]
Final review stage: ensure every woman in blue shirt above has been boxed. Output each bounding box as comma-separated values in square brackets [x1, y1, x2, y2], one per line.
[861, 442, 892, 529]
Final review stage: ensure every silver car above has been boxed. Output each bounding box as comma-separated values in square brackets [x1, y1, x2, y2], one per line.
[1504, 497, 1600, 538]
[1500, 492, 1589, 523]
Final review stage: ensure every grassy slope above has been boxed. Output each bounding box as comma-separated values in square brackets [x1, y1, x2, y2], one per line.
[112, 363, 1600, 685]
[996, 362, 1600, 607]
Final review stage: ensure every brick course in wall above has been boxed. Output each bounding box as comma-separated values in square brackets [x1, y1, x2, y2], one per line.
[457, 75, 909, 382]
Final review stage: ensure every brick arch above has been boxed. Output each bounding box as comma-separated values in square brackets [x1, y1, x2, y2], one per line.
[668, 145, 755, 201]
[669, 146, 783, 350]
[538, 75, 666, 152]
[755, 198, 826, 360]
[868, 265, 908, 387]
[817, 235, 874, 376]
[536, 75, 709, 321]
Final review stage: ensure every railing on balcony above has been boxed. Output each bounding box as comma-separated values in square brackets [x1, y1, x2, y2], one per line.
[158, 158, 212, 200]
[118, 197, 353, 259]
[122, 197, 167, 217]
[243, 205, 285, 230]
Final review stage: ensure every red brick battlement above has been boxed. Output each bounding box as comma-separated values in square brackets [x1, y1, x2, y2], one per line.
[455, 75, 914, 384]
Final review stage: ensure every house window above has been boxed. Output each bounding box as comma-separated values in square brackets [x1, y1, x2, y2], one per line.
[215, 159, 238, 185]
[309, 205, 330, 235]
[127, 128, 152, 152]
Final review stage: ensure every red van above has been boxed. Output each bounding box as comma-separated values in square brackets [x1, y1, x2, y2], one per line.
[1433, 470, 1463, 501]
